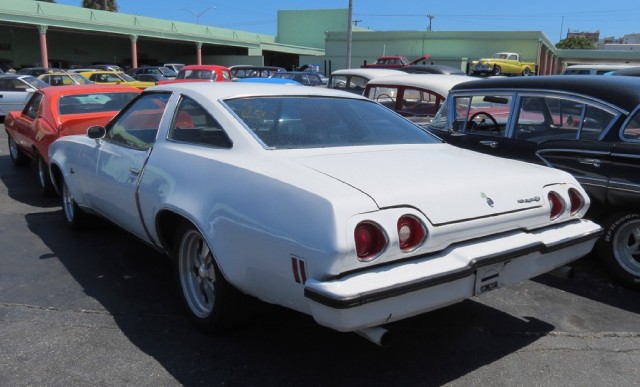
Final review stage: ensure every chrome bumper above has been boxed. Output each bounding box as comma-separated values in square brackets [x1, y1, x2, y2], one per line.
[304, 219, 602, 332]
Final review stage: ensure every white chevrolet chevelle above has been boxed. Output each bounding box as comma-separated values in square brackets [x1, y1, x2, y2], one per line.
[48, 82, 601, 344]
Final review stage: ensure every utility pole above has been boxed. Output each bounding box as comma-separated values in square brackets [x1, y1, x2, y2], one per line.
[427, 14, 434, 31]
[347, 0, 353, 68]
[353, 19, 362, 26]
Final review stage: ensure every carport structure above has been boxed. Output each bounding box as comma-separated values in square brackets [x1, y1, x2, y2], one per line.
[0, 1, 323, 70]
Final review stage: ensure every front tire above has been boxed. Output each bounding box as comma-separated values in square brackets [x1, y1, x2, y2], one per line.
[522, 67, 531, 76]
[491, 65, 501, 76]
[8, 134, 30, 167]
[172, 222, 239, 331]
[61, 179, 89, 230]
[596, 211, 640, 289]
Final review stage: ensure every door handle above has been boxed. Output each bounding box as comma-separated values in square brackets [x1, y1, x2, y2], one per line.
[479, 140, 498, 148]
[578, 158, 601, 167]
[129, 168, 140, 175]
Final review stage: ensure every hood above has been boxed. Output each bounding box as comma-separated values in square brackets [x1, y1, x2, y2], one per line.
[291, 145, 564, 225]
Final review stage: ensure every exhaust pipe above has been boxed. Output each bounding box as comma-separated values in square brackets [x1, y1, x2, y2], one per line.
[548, 265, 575, 279]
[355, 326, 391, 347]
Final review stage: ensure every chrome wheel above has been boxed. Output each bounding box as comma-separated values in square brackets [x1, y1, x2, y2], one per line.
[612, 219, 640, 277]
[62, 180, 76, 224]
[178, 228, 216, 318]
[8, 135, 30, 166]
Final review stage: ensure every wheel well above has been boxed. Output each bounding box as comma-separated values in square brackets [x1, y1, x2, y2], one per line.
[49, 163, 63, 195]
[156, 210, 193, 255]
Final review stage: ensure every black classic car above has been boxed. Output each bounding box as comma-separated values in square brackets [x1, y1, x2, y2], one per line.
[427, 75, 640, 289]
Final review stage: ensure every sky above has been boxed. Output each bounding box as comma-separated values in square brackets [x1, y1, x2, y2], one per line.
[53, 0, 640, 44]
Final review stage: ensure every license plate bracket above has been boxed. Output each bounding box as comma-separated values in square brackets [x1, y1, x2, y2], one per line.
[474, 262, 506, 295]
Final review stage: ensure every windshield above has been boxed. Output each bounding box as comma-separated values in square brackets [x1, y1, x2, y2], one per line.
[224, 96, 439, 149]
[23, 76, 50, 89]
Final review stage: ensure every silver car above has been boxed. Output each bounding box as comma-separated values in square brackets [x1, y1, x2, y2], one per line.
[0, 74, 49, 117]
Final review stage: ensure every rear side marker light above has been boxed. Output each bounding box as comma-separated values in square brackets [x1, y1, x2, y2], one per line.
[568, 188, 585, 216]
[548, 191, 565, 220]
[397, 215, 427, 252]
[355, 222, 387, 261]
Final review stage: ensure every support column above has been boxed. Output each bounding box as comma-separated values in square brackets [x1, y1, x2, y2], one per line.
[39, 25, 49, 68]
[130, 35, 138, 69]
[196, 42, 203, 65]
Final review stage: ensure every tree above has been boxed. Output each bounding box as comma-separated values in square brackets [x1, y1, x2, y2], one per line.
[556, 36, 596, 49]
[82, 0, 118, 12]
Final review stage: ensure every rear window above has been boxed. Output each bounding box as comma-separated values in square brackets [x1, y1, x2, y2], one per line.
[58, 92, 139, 115]
[224, 96, 439, 149]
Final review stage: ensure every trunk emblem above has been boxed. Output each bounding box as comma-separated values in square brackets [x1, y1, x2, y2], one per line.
[481, 192, 495, 207]
[517, 196, 541, 204]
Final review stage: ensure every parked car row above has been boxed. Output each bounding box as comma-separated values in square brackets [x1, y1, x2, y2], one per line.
[3, 63, 639, 344]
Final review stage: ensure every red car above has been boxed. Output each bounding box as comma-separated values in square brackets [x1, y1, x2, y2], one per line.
[5, 84, 141, 195]
[157, 64, 233, 84]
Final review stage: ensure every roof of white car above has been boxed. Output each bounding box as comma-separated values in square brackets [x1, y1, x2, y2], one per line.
[330, 68, 406, 78]
[147, 81, 368, 100]
[366, 74, 476, 95]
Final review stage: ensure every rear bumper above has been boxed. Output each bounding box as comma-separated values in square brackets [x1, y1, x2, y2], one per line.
[304, 219, 602, 332]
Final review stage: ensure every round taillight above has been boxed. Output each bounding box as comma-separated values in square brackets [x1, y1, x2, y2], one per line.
[354, 222, 387, 261]
[568, 188, 585, 216]
[397, 215, 427, 252]
[548, 191, 565, 220]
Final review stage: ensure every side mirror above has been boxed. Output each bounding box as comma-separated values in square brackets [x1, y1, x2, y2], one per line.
[87, 125, 106, 139]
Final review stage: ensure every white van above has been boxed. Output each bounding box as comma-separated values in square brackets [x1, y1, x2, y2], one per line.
[561, 64, 635, 75]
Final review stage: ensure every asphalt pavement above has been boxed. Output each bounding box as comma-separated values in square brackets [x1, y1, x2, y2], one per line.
[0, 126, 638, 386]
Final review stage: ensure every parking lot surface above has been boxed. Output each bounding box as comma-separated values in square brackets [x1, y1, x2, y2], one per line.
[0, 127, 639, 386]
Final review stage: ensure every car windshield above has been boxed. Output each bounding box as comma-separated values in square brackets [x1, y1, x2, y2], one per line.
[58, 92, 139, 114]
[117, 73, 136, 82]
[70, 74, 92, 84]
[23, 76, 50, 89]
[178, 69, 214, 80]
[224, 96, 439, 149]
[158, 67, 177, 77]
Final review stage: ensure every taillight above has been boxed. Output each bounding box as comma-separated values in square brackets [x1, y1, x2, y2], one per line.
[548, 191, 565, 220]
[568, 188, 585, 216]
[397, 215, 427, 252]
[354, 222, 387, 261]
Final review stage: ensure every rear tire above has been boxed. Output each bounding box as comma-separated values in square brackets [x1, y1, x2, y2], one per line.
[172, 221, 241, 332]
[37, 153, 56, 197]
[8, 134, 30, 167]
[596, 211, 640, 290]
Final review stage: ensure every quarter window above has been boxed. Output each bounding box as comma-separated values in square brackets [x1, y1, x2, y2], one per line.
[168, 96, 232, 148]
[623, 110, 640, 141]
[105, 92, 170, 150]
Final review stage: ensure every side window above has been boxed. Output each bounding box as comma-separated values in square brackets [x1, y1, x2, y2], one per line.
[330, 75, 348, 89]
[623, 110, 640, 141]
[580, 105, 614, 140]
[401, 88, 440, 116]
[515, 96, 615, 142]
[368, 86, 396, 109]
[456, 94, 512, 137]
[23, 93, 43, 119]
[168, 96, 232, 148]
[105, 92, 170, 150]
[0, 79, 9, 91]
[11, 79, 29, 92]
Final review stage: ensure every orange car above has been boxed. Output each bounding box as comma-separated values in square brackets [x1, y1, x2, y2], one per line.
[157, 64, 233, 84]
[5, 84, 141, 195]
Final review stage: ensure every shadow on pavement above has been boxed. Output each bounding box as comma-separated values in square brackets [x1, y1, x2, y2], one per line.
[24, 209, 556, 386]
